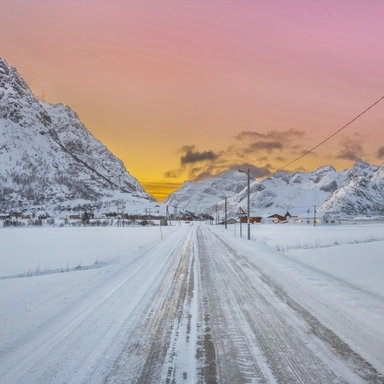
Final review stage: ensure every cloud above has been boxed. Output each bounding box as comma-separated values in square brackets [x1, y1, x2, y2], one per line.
[235, 128, 306, 155]
[230, 163, 271, 178]
[245, 141, 282, 153]
[337, 150, 362, 161]
[336, 135, 364, 161]
[235, 128, 306, 142]
[164, 169, 183, 179]
[164, 142, 271, 182]
[300, 149, 318, 157]
[164, 128, 307, 182]
[378, 146, 384, 159]
[164, 145, 221, 180]
[180, 145, 218, 165]
[193, 171, 215, 181]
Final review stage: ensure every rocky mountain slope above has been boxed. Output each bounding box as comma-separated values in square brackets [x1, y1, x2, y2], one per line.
[0, 57, 155, 215]
[321, 163, 384, 217]
[2, 57, 382, 219]
[164, 169, 249, 211]
[167, 159, 383, 218]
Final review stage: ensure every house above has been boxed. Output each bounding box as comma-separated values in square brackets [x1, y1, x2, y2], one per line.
[236, 207, 247, 223]
[293, 207, 339, 225]
[0, 214, 11, 220]
[237, 207, 262, 223]
[250, 213, 262, 223]
[93, 215, 106, 220]
[261, 213, 280, 224]
[261, 209, 291, 224]
[322, 213, 340, 225]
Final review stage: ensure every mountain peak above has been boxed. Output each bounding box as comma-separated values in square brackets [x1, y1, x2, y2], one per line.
[0, 57, 155, 214]
[0, 58, 52, 127]
[347, 158, 379, 180]
[0, 58, 33, 98]
[167, 160, 383, 219]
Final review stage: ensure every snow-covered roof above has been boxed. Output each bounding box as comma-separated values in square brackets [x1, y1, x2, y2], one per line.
[296, 210, 326, 219]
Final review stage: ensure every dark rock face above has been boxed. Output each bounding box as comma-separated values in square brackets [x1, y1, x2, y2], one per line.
[320, 180, 338, 193]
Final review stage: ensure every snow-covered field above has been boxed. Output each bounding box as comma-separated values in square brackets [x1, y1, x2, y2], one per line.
[1, 223, 383, 383]
[0, 226, 169, 277]
[233, 223, 384, 297]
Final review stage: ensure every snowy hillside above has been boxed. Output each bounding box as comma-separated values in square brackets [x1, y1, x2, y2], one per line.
[319, 160, 384, 217]
[164, 169, 249, 211]
[223, 165, 349, 217]
[168, 160, 383, 219]
[372, 162, 384, 181]
[0, 57, 155, 215]
[320, 175, 384, 217]
[346, 158, 379, 180]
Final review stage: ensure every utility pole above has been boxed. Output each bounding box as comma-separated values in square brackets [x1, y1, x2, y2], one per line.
[225, 197, 227, 229]
[238, 169, 251, 240]
[314, 205, 316, 227]
[247, 169, 250, 240]
[215, 205, 218, 225]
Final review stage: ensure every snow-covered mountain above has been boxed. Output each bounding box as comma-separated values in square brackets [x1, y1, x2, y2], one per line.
[372, 162, 384, 181]
[0, 57, 155, 215]
[164, 169, 249, 211]
[2, 57, 382, 219]
[345, 158, 379, 181]
[222, 165, 350, 217]
[320, 162, 384, 217]
[167, 160, 383, 218]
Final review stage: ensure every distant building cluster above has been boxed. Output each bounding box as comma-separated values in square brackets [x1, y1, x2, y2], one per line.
[222, 207, 340, 226]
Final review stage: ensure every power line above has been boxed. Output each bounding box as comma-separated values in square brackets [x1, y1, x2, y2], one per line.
[275, 95, 384, 173]
[47, 129, 143, 197]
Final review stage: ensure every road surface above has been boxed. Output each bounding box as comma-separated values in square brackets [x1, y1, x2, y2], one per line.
[1, 224, 383, 383]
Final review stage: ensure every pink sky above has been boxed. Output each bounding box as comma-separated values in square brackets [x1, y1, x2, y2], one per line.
[1, 1, 383, 200]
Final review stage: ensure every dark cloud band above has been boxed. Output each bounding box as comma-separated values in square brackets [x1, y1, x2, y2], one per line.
[180, 145, 218, 165]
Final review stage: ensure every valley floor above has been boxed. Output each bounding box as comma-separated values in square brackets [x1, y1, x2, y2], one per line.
[0, 224, 383, 383]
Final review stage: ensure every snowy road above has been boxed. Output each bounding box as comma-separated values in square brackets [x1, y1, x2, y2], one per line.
[1, 224, 384, 383]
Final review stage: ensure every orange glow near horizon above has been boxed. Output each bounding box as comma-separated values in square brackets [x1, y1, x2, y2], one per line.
[1, 1, 384, 201]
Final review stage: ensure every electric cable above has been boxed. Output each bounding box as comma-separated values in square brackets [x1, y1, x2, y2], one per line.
[274, 95, 384, 173]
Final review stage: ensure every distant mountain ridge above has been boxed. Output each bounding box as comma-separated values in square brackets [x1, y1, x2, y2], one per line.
[0, 57, 155, 215]
[2, 57, 383, 219]
[167, 159, 384, 218]
[321, 162, 384, 217]
[164, 169, 250, 210]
